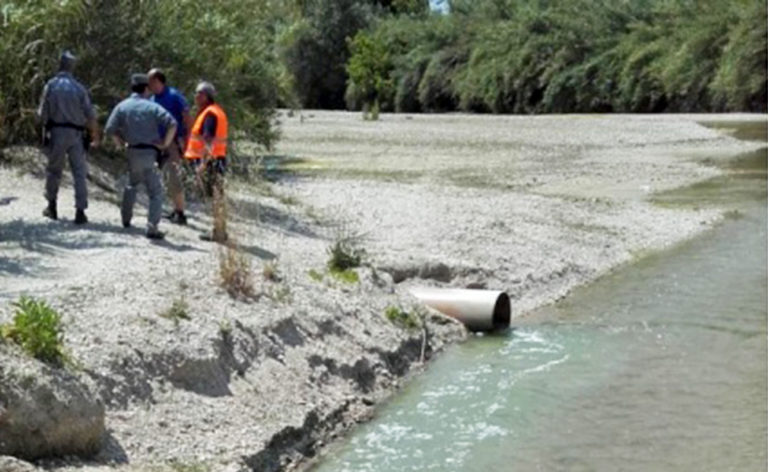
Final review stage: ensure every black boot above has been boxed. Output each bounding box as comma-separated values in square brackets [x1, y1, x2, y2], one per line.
[146, 224, 165, 240]
[169, 210, 187, 225]
[74, 209, 88, 225]
[42, 200, 57, 220]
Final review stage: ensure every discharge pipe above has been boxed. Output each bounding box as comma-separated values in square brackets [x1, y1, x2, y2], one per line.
[409, 287, 511, 332]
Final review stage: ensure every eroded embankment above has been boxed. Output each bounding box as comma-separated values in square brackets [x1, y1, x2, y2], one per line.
[0, 113, 765, 472]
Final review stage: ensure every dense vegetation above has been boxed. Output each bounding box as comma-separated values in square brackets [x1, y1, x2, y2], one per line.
[0, 0, 286, 147]
[345, 0, 767, 114]
[1, 0, 764, 148]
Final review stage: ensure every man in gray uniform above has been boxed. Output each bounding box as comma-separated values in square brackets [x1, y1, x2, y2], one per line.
[104, 74, 177, 239]
[37, 51, 100, 224]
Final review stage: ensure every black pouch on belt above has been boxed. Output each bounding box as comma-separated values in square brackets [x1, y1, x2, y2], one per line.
[128, 143, 162, 166]
[82, 129, 92, 152]
[156, 149, 170, 169]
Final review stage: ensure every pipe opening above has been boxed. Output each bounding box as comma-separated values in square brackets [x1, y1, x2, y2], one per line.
[492, 293, 511, 331]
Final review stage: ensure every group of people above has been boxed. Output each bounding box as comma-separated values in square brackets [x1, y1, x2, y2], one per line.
[37, 51, 229, 242]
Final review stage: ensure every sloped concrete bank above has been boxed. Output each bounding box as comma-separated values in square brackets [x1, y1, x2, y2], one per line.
[1, 113, 765, 472]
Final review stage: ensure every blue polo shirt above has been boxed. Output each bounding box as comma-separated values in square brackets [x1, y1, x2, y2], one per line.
[151, 85, 188, 139]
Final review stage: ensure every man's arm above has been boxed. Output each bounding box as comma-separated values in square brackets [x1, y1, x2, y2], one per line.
[201, 114, 217, 158]
[154, 106, 177, 150]
[81, 89, 100, 148]
[182, 108, 193, 141]
[37, 83, 50, 124]
[103, 106, 123, 149]
[178, 91, 193, 140]
[87, 118, 100, 148]
[160, 124, 177, 150]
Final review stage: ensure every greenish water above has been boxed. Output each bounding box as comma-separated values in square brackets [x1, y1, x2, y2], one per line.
[313, 144, 767, 471]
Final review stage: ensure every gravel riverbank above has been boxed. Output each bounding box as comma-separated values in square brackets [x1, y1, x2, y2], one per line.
[0, 112, 764, 471]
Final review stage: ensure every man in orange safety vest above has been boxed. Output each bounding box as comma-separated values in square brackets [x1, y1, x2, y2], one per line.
[184, 81, 229, 242]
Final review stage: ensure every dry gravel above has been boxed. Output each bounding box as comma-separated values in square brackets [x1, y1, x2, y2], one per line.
[0, 111, 764, 471]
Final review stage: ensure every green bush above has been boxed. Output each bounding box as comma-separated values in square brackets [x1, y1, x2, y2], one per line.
[346, 30, 394, 118]
[1, 296, 66, 365]
[327, 236, 365, 272]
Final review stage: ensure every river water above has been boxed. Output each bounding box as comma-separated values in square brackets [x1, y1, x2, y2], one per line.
[313, 130, 767, 471]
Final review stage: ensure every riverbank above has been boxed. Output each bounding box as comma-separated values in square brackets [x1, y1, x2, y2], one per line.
[0, 112, 764, 471]
[307, 117, 767, 472]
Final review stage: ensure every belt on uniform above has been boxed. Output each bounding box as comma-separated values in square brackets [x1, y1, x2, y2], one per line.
[128, 143, 161, 153]
[45, 120, 85, 131]
[43, 120, 89, 150]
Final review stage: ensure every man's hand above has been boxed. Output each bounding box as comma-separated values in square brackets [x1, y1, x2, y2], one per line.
[88, 118, 100, 149]
[111, 135, 125, 149]
[160, 124, 178, 151]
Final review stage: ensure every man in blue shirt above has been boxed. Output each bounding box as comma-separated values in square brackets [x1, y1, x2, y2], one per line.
[148, 68, 192, 225]
[104, 74, 177, 239]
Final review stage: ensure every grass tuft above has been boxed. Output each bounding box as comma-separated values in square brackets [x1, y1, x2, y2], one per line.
[159, 298, 191, 325]
[219, 243, 256, 299]
[329, 268, 360, 284]
[1, 296, 67, 366]
[262, 260, 281, 282]
[384, 305, 422, 330]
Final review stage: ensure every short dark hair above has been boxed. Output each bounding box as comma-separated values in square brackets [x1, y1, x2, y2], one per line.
[131, 83, 148, 94]
[148, 68, 166, 84]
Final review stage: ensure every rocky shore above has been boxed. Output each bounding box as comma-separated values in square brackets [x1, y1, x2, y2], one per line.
[0, 112, 764, 471]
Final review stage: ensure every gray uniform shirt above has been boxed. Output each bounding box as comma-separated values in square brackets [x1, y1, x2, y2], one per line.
[104, 93, 176, 145]
[37, 71, 95, 127]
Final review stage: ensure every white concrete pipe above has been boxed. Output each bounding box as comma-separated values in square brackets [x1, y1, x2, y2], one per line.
[409, 287, 511, 332]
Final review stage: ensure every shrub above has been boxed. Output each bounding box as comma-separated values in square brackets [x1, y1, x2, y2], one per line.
[327, 233, 366, 272]
[1, 296, 66, 365]
[346, 30, 394, 118]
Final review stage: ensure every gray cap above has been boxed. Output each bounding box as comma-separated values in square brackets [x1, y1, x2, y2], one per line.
[195, 81, 217, 100]
[131, 73, 149, 87]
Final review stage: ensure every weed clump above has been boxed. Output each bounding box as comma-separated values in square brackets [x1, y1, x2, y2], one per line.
[219, 243, 255, 299]
[384, 305, 421, 330]
[1, 296, 66, 366]
[262, 260, 281, 282]
[327, 237, 365, 272]
[384, 304, 429, 363]
[159, 298, 191, 325]
[324, 227, 367, 284]
[329, 268, 360, 284]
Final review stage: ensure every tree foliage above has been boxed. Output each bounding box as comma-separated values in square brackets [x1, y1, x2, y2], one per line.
[0, 0, 283, 148]
[1, 0, 763, 149]
[347, 0, 767, 113]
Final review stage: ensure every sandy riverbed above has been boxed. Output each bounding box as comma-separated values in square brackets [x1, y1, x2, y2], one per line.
[0, 111, 764, 471]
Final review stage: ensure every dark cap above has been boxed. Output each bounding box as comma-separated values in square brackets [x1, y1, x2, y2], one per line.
[60, 50, 77, 62]
[131, 73, 149, 86]
[59, 50, 77, 71]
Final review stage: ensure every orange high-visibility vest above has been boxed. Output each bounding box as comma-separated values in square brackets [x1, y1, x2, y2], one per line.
[184, 103, 228, 159]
